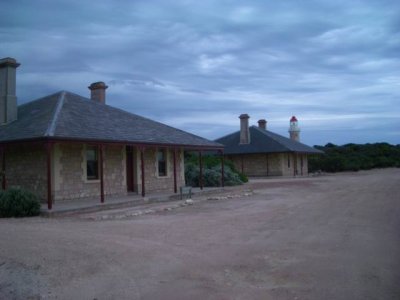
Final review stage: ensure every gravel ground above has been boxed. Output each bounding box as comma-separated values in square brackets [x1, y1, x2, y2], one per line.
[0, 168, 399, 300]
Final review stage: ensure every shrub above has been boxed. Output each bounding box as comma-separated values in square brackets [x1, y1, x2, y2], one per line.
[0, 188, 41, 218]
[238, 172, 249, 183]
[184, 153, 245, 187]
[204, 167, 221, 187]
[309, 143, 400, 173]
[184, 162, 199, 187]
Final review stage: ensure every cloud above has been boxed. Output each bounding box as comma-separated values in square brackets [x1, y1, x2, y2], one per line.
[197, 54, 236, 73]
[0, 0, 399, 145]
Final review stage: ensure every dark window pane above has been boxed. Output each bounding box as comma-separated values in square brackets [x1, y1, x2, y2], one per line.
[158, 161, 166, 176]
[158, 149, 167, 176]
[87, 146, 99, 180]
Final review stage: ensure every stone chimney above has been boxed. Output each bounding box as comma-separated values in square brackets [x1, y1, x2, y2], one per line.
[258, 119, 267, 130]
[239, 114, 250, 144]
[88, 81, 108, 104]
[0, 57, 20, 124]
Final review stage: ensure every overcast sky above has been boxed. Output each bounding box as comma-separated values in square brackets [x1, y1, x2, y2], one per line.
[1, 0, 399, 146]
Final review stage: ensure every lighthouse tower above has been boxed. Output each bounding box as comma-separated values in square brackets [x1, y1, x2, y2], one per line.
[288, 116, 300, 142]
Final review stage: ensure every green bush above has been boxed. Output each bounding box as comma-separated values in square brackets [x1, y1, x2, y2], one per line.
[0, 188, 41, 218]
[238, 172, 249, 183]
[184, 153, 245, 187]
[185, 162, 200, 187]
[309, 143, 400, 173]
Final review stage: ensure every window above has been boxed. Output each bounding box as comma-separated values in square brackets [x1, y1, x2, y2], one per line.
[86, 146, 99, 180]
[157, 149, 167, 176]
[287, 154, 291, 168]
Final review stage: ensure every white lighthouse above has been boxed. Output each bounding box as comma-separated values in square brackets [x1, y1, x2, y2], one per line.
[288, 116, 300, 141]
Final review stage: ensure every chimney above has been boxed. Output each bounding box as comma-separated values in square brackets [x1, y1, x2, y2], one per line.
[239, 114, 250, 144]
[0, 57, 20, 124]
[258, 119, 267, 130]
[88, 81, 108, 104]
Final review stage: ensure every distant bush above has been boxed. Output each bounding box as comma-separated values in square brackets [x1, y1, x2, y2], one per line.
[238, 172, 249, 183]
[185, 153, 246, 187]
[309, 143, 400, 173]
[0, 188, 41, 218]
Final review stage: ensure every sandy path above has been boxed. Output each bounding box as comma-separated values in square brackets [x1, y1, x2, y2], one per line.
[0, 168, 399, 299]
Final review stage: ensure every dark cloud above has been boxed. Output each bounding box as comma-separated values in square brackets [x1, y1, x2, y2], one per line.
[0, 0, 399, 145]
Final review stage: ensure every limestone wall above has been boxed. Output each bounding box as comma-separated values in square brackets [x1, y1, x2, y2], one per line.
[2, 142, 188, 202]
[136, 148, 185, 194]
[281, 153, 294, 177]
[268, 153, 284, 176]
[3, 144, 47, 199]
[103, 145, 127, 196]
[228, 152, 309, 177]
[228, 153, 283, 177]
[281, 153, 309, 176]
[51, 144, 185, 200]
[54, 143, 127, 201]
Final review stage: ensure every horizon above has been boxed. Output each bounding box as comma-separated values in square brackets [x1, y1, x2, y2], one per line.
[1, 1, 399, 146]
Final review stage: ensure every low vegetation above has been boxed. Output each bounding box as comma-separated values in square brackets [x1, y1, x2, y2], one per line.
[185, 153, 248, 187]
[309, 143, 400, 173]
[0, 188, 41, 218]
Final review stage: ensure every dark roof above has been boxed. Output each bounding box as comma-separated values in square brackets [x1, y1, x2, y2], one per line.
[0, 91, 222, 148]
[215, 126, 323, 154]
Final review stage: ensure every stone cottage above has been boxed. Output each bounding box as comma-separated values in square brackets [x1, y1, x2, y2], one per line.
[215, 114, 323, 177]
[0, 58, 223, 210]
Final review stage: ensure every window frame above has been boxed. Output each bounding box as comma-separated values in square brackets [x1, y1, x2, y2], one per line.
[157, 148, 168, 177]
[86, 145, 100, 180]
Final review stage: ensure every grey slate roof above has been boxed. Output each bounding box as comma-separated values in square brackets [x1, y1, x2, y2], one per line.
[215, 126, 323, 154]
[0, 91, 223, 148]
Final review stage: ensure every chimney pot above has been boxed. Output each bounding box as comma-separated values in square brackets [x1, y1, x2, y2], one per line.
[0, 57, 20, 124]
[239, 114, 250, 144]
[258, 119, 267, 130]
[88, 81, 108, 104]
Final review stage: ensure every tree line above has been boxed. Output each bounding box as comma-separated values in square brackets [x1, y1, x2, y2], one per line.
[309, 143, 400, 173]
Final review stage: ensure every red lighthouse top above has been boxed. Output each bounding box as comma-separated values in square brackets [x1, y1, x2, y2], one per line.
[290, 116, 298, 122]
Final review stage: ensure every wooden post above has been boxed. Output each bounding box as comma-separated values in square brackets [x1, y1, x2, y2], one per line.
[173, 148, 177, 193]
[220, 150, 225, 187]
[99, 144, 104, 203]
[199, 151, 203, 190]
[266, 153, 269, 176]
[140, 147, 145, 197]
[46, 142, 53, 210]
[1, 147, 5, 190]
[301, 154, 304, 176]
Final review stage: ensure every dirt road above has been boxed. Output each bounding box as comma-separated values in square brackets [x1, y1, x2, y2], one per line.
[1, 169, 399, 299]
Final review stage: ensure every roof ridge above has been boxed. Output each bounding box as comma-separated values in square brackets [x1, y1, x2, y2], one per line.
[251, 125, 322, 153]
[253, 125, 294, 143]
[18, 91, 66, 108]
[251, 125, 288, 144]
[250, 126, 292, 151]
[44, 91, 66, 137]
